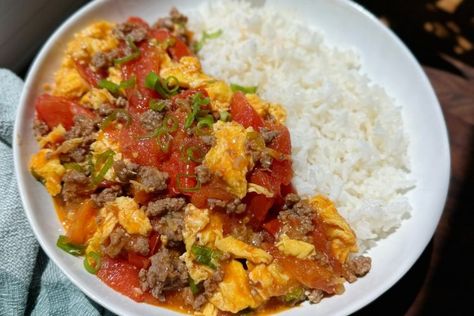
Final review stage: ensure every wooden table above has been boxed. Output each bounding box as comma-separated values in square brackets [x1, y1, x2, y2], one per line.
[354, 62, 474, 315]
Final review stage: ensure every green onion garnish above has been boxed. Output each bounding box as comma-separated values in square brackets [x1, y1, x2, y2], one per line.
[191, 244, 221, 269]
[194, 29, 223, 52]
[100, 109, 132, 130]
[98, 77, 136, 95]
[56, 235, 85, 256]
[149, 99, 168, 112]
[162, 114, 179, 133]
[230, 83, 257, 94]
[144, 72, 180, 98]
[181, 146, 204, 163]
[195, 115, 214, 136]
[176, 173, 201, 193]
[63, 162, 84, 173]
[154, 129, 172, 153]
[114, 37, 141, 65]
[219, 111, 231, 122]
[282, 287, 305, 303]
[189, 278, 202, 295]
[184, 93, 210, 129]
[83, 251, 101, 274]
[119, 76, 136, 89]
[90, 149, 115, 185]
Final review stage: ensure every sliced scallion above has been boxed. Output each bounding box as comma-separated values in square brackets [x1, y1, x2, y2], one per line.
[219, 111, 231, 122]
[149, 99, 168, 112]
[230, 83, 258, 94]
[114, 37, 141, 65]
[194, 29, 223, 52]
[191, 244, 221, 269]
[56, 235, 85, 256]
[176, 173, 201, 193]
[84, 251, 101, 274]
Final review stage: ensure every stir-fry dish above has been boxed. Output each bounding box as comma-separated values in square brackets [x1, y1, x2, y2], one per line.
[30, 9, 371, 315]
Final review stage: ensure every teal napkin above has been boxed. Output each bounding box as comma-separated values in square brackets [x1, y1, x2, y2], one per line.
[0, 69, 113, 316]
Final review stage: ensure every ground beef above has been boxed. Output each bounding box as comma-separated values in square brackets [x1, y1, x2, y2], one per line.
[169, 7, 188, 25]
[207, 198, 227, 209]
[153, 8, 190, 44]
[260, 127, 279, 144]
[61, 169, 92, 204]
[139, 248, 188, 301]
[33, 118, 49, 139]
[113, 22, 148, 43]
[97, 103, 115, 117]
[305, 289, 324, 304]
[102, 226, 150, 257]
[139, 110, 163, 132]
[230, 224, 267, 247]
[225, 199, 246, 214]
[146, 197, 186, 217]
[259, 151, 273, 169]
[56, 137, 92, 163]
[152, 210, 184, 245]
[278, 200, 314, 241]
[200, 135, 215, 146]
[284, 193, 300, 208]
[65, 115, 97, 140]
[115, 96, 128, 108]
[182, 287, 207, 311]
[113, 160, 138, 183]
[195, 165, 211, 184]
[183, 269, 223, 310]
[136, 166, 169, 192]
[344, 256, 371, 283]
[91, 185, 122, 208]
[90, 50, 118, 70]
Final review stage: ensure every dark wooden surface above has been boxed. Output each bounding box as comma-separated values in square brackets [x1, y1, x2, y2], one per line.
[354, 61, 474, 315]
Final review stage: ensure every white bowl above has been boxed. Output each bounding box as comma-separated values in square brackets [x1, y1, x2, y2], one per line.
[14, 0, 450, 315]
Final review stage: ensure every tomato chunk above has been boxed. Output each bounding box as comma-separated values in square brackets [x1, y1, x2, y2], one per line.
[230, 92, 264, 130]
[74, 59, 104, 87]
[191, 178, 235, 208]
[66, 200, 97, 245]
[246, 193, 275, 225]
[127, 253, 151, 270]
[97, 257, 145, 302]
[35, 94, 93, 130]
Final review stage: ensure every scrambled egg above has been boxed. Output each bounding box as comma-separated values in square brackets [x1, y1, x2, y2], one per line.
[215, 236, 272, 264]
[80, 88, 115, 109]
[204, 80, 233, 112]
[195, 303, 218, 316]
[248, 262, 292, 301]
[247, 183, 274, 198]
[210, 260, 258, 313]
[86, 196, 151, 254]
[245, 94, 287, 124]
[203, 121, 254, 198]
[309, 195, 358, 263]
[276, 234, 316, 259]
[90, 131, 121, 181]
[53, 21, 118, 98]
[29, 149, 65, 196]
[106, 65, 122, 84]
[38, 125, 66, 148]
[114, 197, 151, 235]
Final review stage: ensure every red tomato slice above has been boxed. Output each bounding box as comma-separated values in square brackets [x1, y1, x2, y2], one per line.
[246, 192, 275, 225]
[35, 94, 93, 130]
[191, 178, 236, 209]
[148, 233, 161, 256]
[97, 257, 145, 302]
[126, 16, 150, 30]
[127, 253, 151, 270]
[169, 38, 193, 60]
[161, 150, 197, 196]
[230, 92, 264, 130]
[250, 169, 281, 197]
[262, 219, 281, 236]
[73, 59, 104, 87]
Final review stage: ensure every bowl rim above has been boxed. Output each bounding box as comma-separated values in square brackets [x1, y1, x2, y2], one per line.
[13, 0, 450, 315]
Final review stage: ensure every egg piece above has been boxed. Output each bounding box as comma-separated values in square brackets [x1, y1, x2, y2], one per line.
[247, 183, 274, 198]
[86, 207, 118, 254]
[183, 204, 210, 250]
[38, 125, 66, 148]
[29, 149, 65, 196]
[52, 21, 118, 98]
[309, 195, 358, 263]
[80, 88, 115, 110]
[181, 252, 214, 283]
[248, 262, 292, 301]
[245, 94, 287, 124]
[197, 212, 224, 247]
[215, 236, 272, 264]
[203, 121, 254, 198]
[204, 80, 233, 112]
[90, 131, 121, 181]
[276, 234, 316, 259]
[210, 260, 258, 313]
[160, 55, 212, 89]
[107, 65, 122, 85]
[195, 303, 218, 316]
[113, 197, 152, 236]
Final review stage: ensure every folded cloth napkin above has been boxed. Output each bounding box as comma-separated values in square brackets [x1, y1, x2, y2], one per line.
[0, 69, 114, 316]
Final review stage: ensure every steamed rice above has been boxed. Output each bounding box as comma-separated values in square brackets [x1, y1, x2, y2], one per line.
[190, 1, 414, 252]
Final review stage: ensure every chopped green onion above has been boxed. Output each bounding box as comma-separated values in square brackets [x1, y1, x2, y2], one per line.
[181, 146, 204, 163]
[230, 83, 258, 94]
[162, 114, 179, 133]
[91, 150, 115, 185]
[164, 76, 180, 94]
[219, 111, 231, 122]
[184, 93, 210, 129]
[195, 115, 214, 136]
[282, 287, 305, 303]
[194, 29, 223, 52]
[119, 76, 136, 89]
[191, 244, 221, 269]
[155, 129, 172, 153]
[145, 72, 180, 98]
[63, 162, 84, 173]
[189, 278, 202, 295]
[56, 235, 85, 256]
[114, 37, 141, 65]
[145, 71, 160, 90]
[98, 79, 119, 94]
[176, 173, 201, 193]
[84, 251, 101, 274]
[100, 109, 132, 130]
[150, 99, 168, 112]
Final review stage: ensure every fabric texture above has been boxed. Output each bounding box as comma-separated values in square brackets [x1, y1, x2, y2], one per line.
[0, 69, 113, 316]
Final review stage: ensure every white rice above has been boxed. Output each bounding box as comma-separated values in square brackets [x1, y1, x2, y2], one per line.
[189, 1, 414, 252]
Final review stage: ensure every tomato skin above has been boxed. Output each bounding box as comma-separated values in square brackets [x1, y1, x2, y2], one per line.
[262, 219, 281, 236]
[35, 94, 93, 130]
[246, 193, 275, 224]
[148, 233, 161, 256]
[73, 59, 104, 87]
[230, 92, 264, 130]
[191, 178, 235, 209]
[97, 256, 145, 302]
